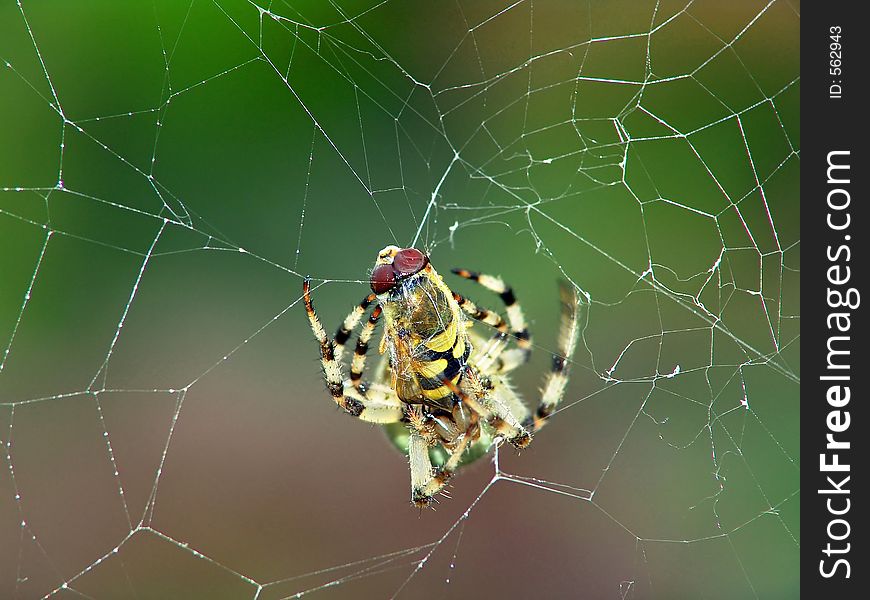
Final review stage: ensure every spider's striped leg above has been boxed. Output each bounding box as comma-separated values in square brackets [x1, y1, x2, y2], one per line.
[451, 290, 524, 375]
[442, 373, 532, 449]
[452, 292, 509, 333]
[408, 424, 473, 506]
[343, 382, 405, 423]
[450, 296, 528, 420]
[522, 280, 580, 432]
[486, 376, 531, 426]
[333, 293, 377, 363]
[471, 331, 529, 375]
[408, 429, 436, 507]
[451, 268, 532, 361]
[349, 304, 382, 392]
[303, 277, 401, 421]
[420, 433, 472, 501]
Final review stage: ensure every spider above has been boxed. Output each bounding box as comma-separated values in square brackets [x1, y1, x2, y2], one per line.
[302, 245, 579, 507]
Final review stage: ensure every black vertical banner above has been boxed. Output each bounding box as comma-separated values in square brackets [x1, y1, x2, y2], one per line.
[803, 1, 864, 596]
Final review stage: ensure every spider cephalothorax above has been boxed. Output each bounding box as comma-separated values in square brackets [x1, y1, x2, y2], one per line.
[303, 245, 579, 507]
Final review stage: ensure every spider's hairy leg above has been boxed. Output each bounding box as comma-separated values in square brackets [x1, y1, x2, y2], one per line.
[470, 331, 529, 376]
[343, 383, 405, 423]
[485, 377, 532, 439]
[451, 268, 532, 361]
[408, 429, 436, 507]
[443, 374, 531, 449]
[451, 292, 508, 333]
[350, 304, 381, 392]
[303, 277, 402, 422]
[333, 292, 377, 363]
[523, 280, 580, 432]
[451, 291, 525, 375]
[410, 427, 473, 506]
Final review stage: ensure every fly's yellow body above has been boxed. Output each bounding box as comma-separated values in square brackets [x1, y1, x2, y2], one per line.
[378, 258, 470, 409]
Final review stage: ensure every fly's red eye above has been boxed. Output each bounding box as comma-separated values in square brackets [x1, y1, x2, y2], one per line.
[393, 248, 428, 276]
[370, 264, 396, 294]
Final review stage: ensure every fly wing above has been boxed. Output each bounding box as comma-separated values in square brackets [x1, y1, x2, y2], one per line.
[389, 331, 456, 411]
[387, 271, 461, 411]
[390, 336, 423, 402]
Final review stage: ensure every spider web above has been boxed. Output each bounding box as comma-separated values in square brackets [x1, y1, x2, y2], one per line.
[0, 0, 800, 598]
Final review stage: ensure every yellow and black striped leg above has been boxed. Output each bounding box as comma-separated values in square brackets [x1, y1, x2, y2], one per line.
[487, 376, 531, 432]
[469, 330, 511, 374]
[451, 268, 532, 362]
[522, 280, 580, 432]
[303, 278, 363, 415]
[442, 374, 531, 449]
[451, 292, 509, 333]
[343, 382, 405, 424]
[409, 426, 473, 507]
[420, 433, 471, 501]
[333, 293, 377, 363]
[303, 277, 401, 422]
[449, 294, 528, 403]
[349, 304, 382, 393]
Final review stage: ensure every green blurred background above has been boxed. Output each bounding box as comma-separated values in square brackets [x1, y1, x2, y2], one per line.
[0, 0, 799, 598]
